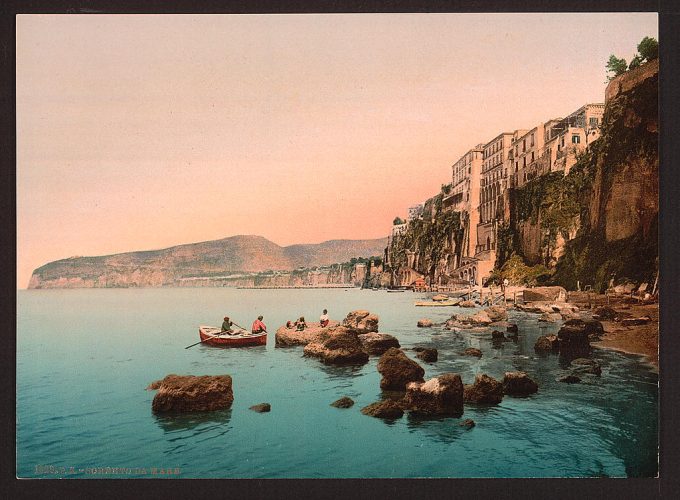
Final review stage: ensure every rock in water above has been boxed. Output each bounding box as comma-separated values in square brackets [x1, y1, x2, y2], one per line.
[148, 374, 234, 413]
[491, 330, 505, 339]
[534, 334, 560, 353]
[357, 332, 400, 356]
[330, 397, 355, 408]
[557, 319, 595, 356]
[571, 358, 603, 376]
[463, 374, 504, 404]
[303, 327, 369, 365]
[361, 400, 404, 419]
[415, 348, 438, 363]
[485, 306, 508, 322]
[417, 318, 433, 328]
[275, 321, 339, 347]
[459, 419, 476, 429]
[376, 348, 425, 390]
[463, 348, 483, 358]
[342, 310, 379, 334]
[538, 312, 563, 323]
[558, 375, 581, 384]
[459, 300, 476, 308]
[506, 323, 519, 335]
[502, 371, 538, 396]
[250, 403, 271, 412]
[402, 373, 464, 417]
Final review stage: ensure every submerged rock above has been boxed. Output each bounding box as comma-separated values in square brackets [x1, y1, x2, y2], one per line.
[485, 306, 508, 322]
[571, 358, 603, 376]
[463, 348, 483, 358]
[459, 418, 476, 429]
[539, 312, 563, 323]
[361, 399, 404, 419]
[402, 373, 464, 417]
[463, 373, 504, 404]
[502, 371, 538, 396]
[377, 348, 425, 390]
[506, 323, 519, 336]
[303, 327, 369, 365]
[250, 403, 271, 413]
[357, 332, 400, 356]
[275, 321, 339, 347]
[491, 330, 505, 339]
[147, 374, 234, 413]
[342, 310, 379, 334]
[558, 375, 581, 384]
[414, 348, 438, 363]
[330, 397, 355, 408]
[417, 318, 434, 328]
[557, 319, 595, 355]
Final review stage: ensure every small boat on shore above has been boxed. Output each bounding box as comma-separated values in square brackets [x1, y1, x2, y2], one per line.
[198, 326, 267, 347]
[415, 300, 460, 307]
[387, 289, 406, 293]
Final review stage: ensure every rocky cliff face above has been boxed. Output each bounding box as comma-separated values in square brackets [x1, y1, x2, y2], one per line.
[499, 59, 658, 292]
[28, 235, 387, 289]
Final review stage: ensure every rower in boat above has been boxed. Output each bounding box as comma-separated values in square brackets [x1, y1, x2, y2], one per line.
[221, 316, 234, 335]
[251, 315, 267, 335]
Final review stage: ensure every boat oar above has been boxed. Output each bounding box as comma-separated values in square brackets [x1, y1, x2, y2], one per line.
[184, 331, 228, 349]
[232, 321, 266, 335]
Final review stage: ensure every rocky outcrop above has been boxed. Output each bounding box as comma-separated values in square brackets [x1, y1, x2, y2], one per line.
[275, 321, 339, 347]
[491, 330, 506, 339]
[502, 372, 538, 396]
[402, 374, 464, 417]
[485, 306, 508, 322]
[463, 374, 504, 404]
[417, 318, 433, 328]
[250, 403, 271, 412]
[357, 332, 400, 355]
[361, 400, 404, 419]
[459, 300, 476, 308]
[376, 348, 425, 390]
[557, 319, 603, 355]
[414, 347, 438, 363]
[342, 310, 379, 334]
[592, 306, 618, 321]
[330, 397, 355, 408]
[147, 374, 234, 413]
[534, 334, 560, 353]
[303, 327, 369, 365]
[539, 312, 562, 323]
[571, 358, 603, 376]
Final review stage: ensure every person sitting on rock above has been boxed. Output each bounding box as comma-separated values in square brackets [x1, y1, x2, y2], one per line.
[295, 316, 307, 331]
[221, 316, 233, 334]
[320, 309, 330, 328]
[286, 320, 294, 329]
[251, 315, 267, 335]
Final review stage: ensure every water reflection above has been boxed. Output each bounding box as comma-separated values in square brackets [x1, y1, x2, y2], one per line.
[153, 409, 232, 434]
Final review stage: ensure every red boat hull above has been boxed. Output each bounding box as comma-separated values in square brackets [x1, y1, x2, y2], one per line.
[198, 326, 267, 347]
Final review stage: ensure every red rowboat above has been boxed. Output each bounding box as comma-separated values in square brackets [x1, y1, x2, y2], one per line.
[198, 326, 267, 347]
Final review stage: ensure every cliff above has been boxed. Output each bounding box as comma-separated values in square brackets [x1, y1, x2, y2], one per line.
[498, 59, 658, 292]
[28, 235, 387, 289]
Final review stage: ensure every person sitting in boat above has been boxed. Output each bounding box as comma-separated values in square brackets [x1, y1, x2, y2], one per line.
[295, 316, 307, 331]
[251, 316, 267, 335]
[319, 309, 329, 328]
[221, 316, 233, 334]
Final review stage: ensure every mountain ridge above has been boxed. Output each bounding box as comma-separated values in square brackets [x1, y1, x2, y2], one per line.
[28, 234, 387, 289]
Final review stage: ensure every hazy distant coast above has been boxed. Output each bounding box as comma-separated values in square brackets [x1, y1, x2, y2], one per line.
[27, 235, 387, 289]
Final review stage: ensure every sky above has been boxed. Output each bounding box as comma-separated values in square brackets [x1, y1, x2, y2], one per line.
[16, 13, 658, 288]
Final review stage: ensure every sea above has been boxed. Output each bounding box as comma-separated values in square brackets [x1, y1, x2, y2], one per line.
[16, 288, 658, 478]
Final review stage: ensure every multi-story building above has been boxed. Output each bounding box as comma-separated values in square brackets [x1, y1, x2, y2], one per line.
[442, 144, 484, 259]
[543, 103, 604, 175]
[510, 125, 547, 188]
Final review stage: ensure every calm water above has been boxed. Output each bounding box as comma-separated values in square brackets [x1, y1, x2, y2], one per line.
[16, 288, 658, 478]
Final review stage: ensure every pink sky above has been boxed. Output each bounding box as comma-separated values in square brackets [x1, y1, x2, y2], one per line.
[16, 13, 658, 288]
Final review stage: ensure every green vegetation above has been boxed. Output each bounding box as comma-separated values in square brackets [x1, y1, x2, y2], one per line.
[393, 217, 405, 225]
[388, 193, 462, 281]
[607, 36, 658, 79]
[487, 255, 553, 287]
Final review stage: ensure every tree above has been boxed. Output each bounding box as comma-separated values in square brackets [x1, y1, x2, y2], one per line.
[393, 217, 405, 225]
[606, 55, 628, 80]
[637, 36, 658, 62]
[628, 54, 643, 70]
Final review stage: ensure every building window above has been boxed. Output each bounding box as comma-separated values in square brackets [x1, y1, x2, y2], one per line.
[589, 117, 598, 127]
[515, 162, 518, 172]
[523, 157, 526, 167]
[531, 152, 534, 162]
[572, 135, 580, 144]
[530, 133, 534, 147]
[523, 139, 526, 152]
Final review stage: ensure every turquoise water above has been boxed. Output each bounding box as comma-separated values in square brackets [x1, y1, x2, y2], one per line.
[16, 288, 658, 478]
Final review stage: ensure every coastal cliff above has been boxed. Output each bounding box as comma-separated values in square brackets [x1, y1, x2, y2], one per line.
[28, 235, 387, 289]
[497, 59, 658, 291]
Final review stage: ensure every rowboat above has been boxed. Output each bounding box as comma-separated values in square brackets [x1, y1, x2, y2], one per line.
[415, 300, 460, 307]
[198, 326, 267, 347]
